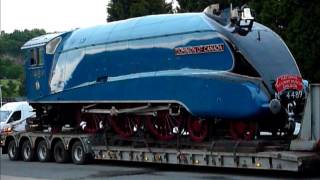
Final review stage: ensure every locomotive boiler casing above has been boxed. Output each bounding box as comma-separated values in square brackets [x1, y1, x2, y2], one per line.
[22, 13, 305, 121]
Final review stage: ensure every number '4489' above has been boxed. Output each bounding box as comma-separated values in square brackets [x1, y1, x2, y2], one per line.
[286, 91, 303, 99]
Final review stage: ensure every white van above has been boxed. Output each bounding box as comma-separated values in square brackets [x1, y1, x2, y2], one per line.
[0, 102, 35, 133]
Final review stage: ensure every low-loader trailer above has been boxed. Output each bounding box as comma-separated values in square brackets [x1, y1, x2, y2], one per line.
[1, 84, 320, 172]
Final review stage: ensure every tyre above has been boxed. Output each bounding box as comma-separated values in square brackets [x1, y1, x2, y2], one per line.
[37, 140, 51, 162]
[8, 140, 20, 161]
[21, 140, 35, 161]
[71, 141, 90, 165]
[53, 141, 70, 163]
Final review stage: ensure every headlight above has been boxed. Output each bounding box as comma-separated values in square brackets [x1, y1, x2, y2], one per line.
[2, 126, 13, 133]
[6, 127, 12, 132]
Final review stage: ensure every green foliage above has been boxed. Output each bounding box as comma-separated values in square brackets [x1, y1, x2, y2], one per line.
[0, 79, 21, 98]
[107, 0, 172, 22]
[0, 29, 46, 98]
[176, 0, 320, 82]
[0, 58, 23, 79]
[0, 29, 46, 56]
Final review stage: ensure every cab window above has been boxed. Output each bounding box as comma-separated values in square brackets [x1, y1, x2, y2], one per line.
[30, 48, 43, 66]
[8, 111, 21, 123]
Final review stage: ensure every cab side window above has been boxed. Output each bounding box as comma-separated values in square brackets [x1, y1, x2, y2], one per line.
[30, 48, 43, 66]
[8, 111, 21, 123]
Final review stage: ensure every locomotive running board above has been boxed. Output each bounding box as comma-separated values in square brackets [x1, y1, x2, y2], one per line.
[81, 104, 172, 115]
[92, 145, 320, 172]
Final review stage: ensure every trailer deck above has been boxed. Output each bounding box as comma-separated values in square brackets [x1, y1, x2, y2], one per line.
[91, 146, 320, 172]
[1, 131, 319, 172]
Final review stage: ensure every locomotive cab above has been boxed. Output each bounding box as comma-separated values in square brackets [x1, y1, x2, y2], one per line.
[22, 33, 65, 100]
[23, 45, 47, 100]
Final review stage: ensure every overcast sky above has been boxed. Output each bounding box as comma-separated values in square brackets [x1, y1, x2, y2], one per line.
[0, 0, 107, 33]
[0, 0, 178, 33]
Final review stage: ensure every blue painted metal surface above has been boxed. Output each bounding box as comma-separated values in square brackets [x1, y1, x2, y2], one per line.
[21, 12, 304, 120]
[21, 32, 65, 49]
[203, 15, 301, 92]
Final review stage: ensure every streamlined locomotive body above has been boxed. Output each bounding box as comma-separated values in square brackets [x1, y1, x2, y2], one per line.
[22, 7, 307, 141]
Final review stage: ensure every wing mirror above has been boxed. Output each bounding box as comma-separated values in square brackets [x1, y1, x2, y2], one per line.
[230, 5, 255, 36]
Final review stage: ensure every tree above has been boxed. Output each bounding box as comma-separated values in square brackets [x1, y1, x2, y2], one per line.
[0, 58, 23, 79]
[177, 0, 247, 12]
[107, 0, 172, 22]
[0, 29, 46, 97]
[1, 80, 18, 98]
[0, 29, 46, 57]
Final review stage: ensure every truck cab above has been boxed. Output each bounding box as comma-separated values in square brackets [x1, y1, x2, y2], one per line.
[0, 102, 35, 133]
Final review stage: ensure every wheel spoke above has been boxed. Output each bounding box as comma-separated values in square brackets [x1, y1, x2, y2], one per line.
[146, 111, 183, 141]
[188, 117, 208, 142]
[229, 121, 256, 140]
[128, 118, 133, 134]
[109, 115, 140, 138]
[81, 114, 101, 133]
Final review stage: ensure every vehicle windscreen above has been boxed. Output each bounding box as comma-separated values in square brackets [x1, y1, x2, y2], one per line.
[0, 111, 11, 122]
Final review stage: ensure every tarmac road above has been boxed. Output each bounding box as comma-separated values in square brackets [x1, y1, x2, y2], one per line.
[1, 153, 320, 180]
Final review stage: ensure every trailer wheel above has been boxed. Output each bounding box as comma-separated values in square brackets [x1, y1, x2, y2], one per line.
[21, 140, 35, 161]
[71, 141, 88, 165]
[37, 140, 51, 162]
[53, 141, 70, 163]
[8, 140, 20, 161]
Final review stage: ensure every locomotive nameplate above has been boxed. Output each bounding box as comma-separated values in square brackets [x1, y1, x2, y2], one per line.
[175, 44, 224, 56]
[275, 75, 303, 93]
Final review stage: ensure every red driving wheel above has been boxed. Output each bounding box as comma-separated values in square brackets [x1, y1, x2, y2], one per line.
[146, 111, 183, 141]
[229, 121, 257, 140]
[187, 117, 209, 142]
[108, 115, 140, 139]
[81, 114, 101, 133]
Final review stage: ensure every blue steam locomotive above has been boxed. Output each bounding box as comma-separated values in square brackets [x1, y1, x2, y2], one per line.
[22, 5, 307, 141]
